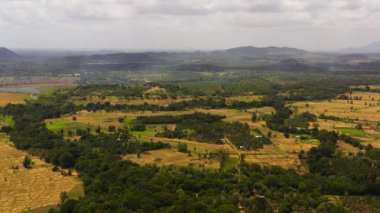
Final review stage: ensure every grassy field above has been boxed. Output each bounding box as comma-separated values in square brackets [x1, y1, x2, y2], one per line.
[337, 127, 366, 137]
[0, 133, 82, 213]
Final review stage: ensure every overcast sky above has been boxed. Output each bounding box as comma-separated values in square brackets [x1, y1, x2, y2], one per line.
[1, 0, 380, 51]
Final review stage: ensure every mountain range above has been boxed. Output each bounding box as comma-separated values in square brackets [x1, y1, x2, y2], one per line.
[341, 41, 380, 53]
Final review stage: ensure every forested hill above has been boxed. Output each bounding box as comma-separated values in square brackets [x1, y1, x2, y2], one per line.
[217, 46, 309, 58]
[4, 45, 380, 77]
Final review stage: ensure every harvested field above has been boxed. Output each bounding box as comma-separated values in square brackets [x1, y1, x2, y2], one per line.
[336, 140, 360, 154]
[225, 95, 262, 103]
[242, 145, 303, 171]
[0, 134, 81, 213]
[292, 92, 380, 122]
[315, 119, 355, 131]
[123, 149, 220, 169]
[45, 110, 193, 129]
[141, 136, 234, 154]
[0, 92, 31, 106]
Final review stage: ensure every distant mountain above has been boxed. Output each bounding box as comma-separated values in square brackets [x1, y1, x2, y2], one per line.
[342, 42, 380, 53]
[0, 47, 19, 60]
[220, 46, 308, 59]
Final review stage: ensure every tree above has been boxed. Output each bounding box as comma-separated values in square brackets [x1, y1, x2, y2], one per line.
[284, 132, 290, 138]
[1, 126, 12, 135]
[251, 113, 258, 122]
[355, 123, 363, 130]
[131, 123, 146, 131]
[95, 126, 101, 134]
[267, 131, 272, 138]
[60, 192, 69, 203]
[23, 155, 32, 168]
[177, 143, 188, 153]
[108, 125, 116, 132]
[59, 152, 75, 168]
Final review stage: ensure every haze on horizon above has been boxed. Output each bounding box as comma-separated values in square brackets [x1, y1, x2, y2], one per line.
[1, 0, 380, 51]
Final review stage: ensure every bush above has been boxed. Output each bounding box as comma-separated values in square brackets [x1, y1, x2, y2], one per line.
[23, 156, 32, 168]
[177, 143, 188, 153]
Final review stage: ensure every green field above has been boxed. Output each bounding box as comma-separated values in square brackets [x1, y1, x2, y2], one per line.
[337, 128, 365, 137]
[46, 121, 69, 130]
[0, 115, 15, 127]
[300, 138, 320, 145]
[221, 157, 239, 172]
[46, 121, 93, 133]
[130, 129, 156, 136]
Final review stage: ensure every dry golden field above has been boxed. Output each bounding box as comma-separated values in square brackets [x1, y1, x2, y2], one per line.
[291, 91, 380, 147]
[225, 95, 262, 104]
[336, 140, 360, 154]
[292, 92, 380, 122]
[45, 110, 194, 129]
[0, 92, 31, 106]
[0, 134, 82, 213]
[142, 136, 234, 153]
[123, 149, 220, 169]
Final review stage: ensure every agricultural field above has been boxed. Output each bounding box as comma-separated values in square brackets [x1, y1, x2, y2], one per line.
[291, 91, 380, 146]
[292, 91, 380, 122]
[0, 133, 82, 213]
[2, 74, 380, 212]
[0, 92, 31, 106]
[45, 110, 192, 129]
[123, 148, 221, 169]
[44, 105, 316, 171]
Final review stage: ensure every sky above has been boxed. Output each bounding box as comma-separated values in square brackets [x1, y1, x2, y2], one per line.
[1, 0, 380, 51]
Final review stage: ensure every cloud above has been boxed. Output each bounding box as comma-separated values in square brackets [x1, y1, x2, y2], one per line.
[0, 0, 380, 50]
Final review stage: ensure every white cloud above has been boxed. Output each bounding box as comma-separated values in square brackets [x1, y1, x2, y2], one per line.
[0, 0, 379, 50]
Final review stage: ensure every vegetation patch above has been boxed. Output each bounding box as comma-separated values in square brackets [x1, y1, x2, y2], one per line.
[337, 127, 365, 137]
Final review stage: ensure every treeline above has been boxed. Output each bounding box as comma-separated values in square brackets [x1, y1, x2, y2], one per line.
[72, 83, 192, 98]
[136, 112, 225, 124]
[81, 97, 278, 112]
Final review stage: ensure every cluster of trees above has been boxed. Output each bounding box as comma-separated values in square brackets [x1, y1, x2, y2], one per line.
[149, 113, 271, 150]
[136, 112, 225, 124]
[71, 85, 144, 98]
[301, 130, 380, 195]
[263, 100, 380, 196]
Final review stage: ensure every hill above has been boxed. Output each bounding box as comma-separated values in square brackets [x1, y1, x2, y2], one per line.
[224, 46, 308, 57]
[0, 47, 19, 61]
[342, 41, 380, 53]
